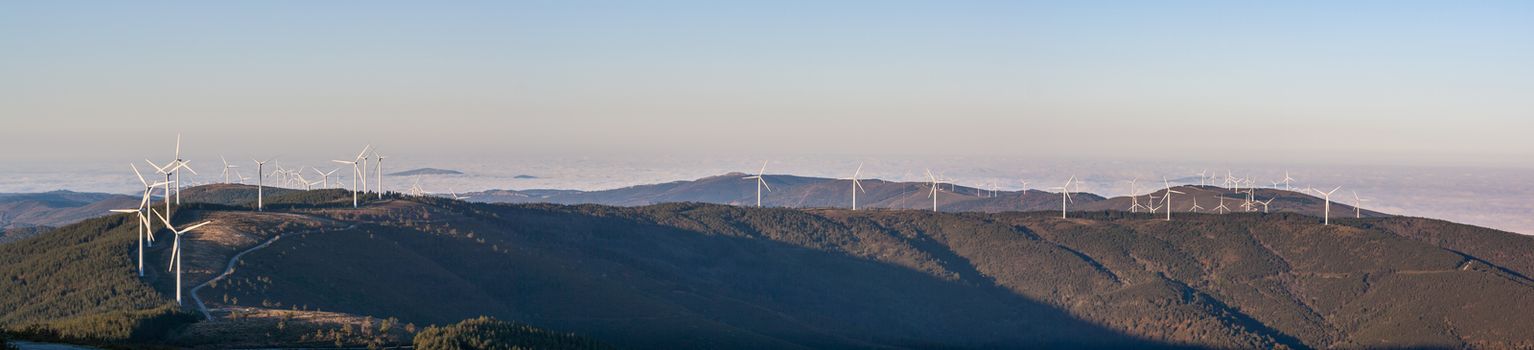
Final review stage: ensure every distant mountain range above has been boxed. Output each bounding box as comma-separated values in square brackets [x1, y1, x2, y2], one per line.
[1, 188, 1530, 349]
[0, 190, 140, 230]
[388, 168, 463, 176]
[465, 173, 1386, 219]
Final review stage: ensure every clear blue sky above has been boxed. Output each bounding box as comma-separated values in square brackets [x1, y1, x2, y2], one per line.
[3, 1, 1530, 166]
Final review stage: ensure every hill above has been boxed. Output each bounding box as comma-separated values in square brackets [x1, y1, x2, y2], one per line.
[467, 174, 1378, 219]
[4, 185, 1532, 348]
[389, 168, 464, 176]
[469, 173, 1109, 212]
[0, 191, 141, 230]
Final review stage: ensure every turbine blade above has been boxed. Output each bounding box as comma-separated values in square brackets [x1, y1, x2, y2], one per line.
[154, 210, 172, 229]
[181, 221, 212, 232]
[131, 163, 148, 185]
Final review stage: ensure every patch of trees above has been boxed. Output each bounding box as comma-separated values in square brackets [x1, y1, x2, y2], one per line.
[0, 214, 196, 346]
[413, 317, 608, 350]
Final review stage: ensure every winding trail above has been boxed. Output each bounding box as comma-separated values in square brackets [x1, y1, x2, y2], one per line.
[189, 224, 357, 320]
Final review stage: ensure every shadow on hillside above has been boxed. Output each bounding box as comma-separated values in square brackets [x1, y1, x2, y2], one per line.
[472, 203, 1210, 349]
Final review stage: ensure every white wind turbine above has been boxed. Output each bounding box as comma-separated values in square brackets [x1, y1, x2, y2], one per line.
[1189, 197, 1206, 213]
[1197, 169, 1209, 187]
[373, 151, 386, 198]
[925, 169, 944, 212]
[129, 164, 164, 248]
[145, 160, 177, 215]
[1258, 198, 1275, 213]
[168, 134, 193, 205]
[1313, 186, 1342, 225]
[252, 158, 272, 211]
[360, 147, 371, 195]
[1018, 179, 1031, 210]
[1213, 197, 1231, 214]
[1280, 171, 1297, 191]
[839, 163, 867, 210]
[219, 156, 240, 184]
[108, 208, 150, 276]
[313, 167, 339, 189]
[113, 166, 167, 277]
[1049, 176, 1076, 219]
[154, 211, 211, 306]
[741, 161, 771, 208]
[407, 176, 429, 196]
[1352, 191, 1370, 218]
[1161, 178, 1185, 221]
[333, 146, 370, 208]
[1127, 178, 1144, 213]
[449, 188, 470, 201]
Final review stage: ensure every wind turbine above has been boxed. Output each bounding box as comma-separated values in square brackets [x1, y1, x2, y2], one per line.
[1196, 170, 1209, 186]
[360, 147, 371, 195]
[333, 146, 370, 208]
[145, 160, 176, 215]
[839, 163, 867, 210]
[373, 151, 386, 198]
[1313, 186, 1342, 225]
[128, 164, 164, 247]
[219, 156, 240, 184]
[1162, 178, 1185, 221]
[407, 176, 429, 196]
[112, 167, 165, 278]
[449, 188, 470, 200]
[1018, 179, 1030, 210]
[1213, 197, 1231, 214]
[925, 169, 944, 212]
[1280, 171, 1297, 191]
[154, 211, 210, 306]
[1127, 178, 1143, 213]
[1352, 191, 1370, 218]
[252, 158, 272, 211]
[1049, 176, 1076, 218]
[1258, 198, 1275, 213]
[313, 167, 339, 189]
[108, 209, 149, 276]
[1189, 197, 1206, 213]
[168, 134, 193, 205]
[741, 161, 771, 208]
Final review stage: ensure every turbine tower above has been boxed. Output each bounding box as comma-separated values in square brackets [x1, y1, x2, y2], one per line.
[1313, 186, 1342, 225]
[1280, 171, 1297, 191]
[1352, 191, 1370, 218]
[1162, 178, 1185, 221]
[925, 169, 944, 212]
[1127, 178, 1142, 213]
[1049, 176, 1076, 219]
[1213, 197, 1231, 214]
[1017, 179, 1030, 210]
[333, 147, 370, 208]
[741, 161, 771, 207]
[373, 151, 386, 198]
[314, 167, 340, 189]
[145, 160, 176, 216]
[219, 156, 239, 184]
[358, 145, 371, 196]
[839, 163, 867, 210]
[154, 212, 211, 306]
[252, 158, 272, 211]
[129, 163, 162, 247]
[1189, 197, 1206, 213]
